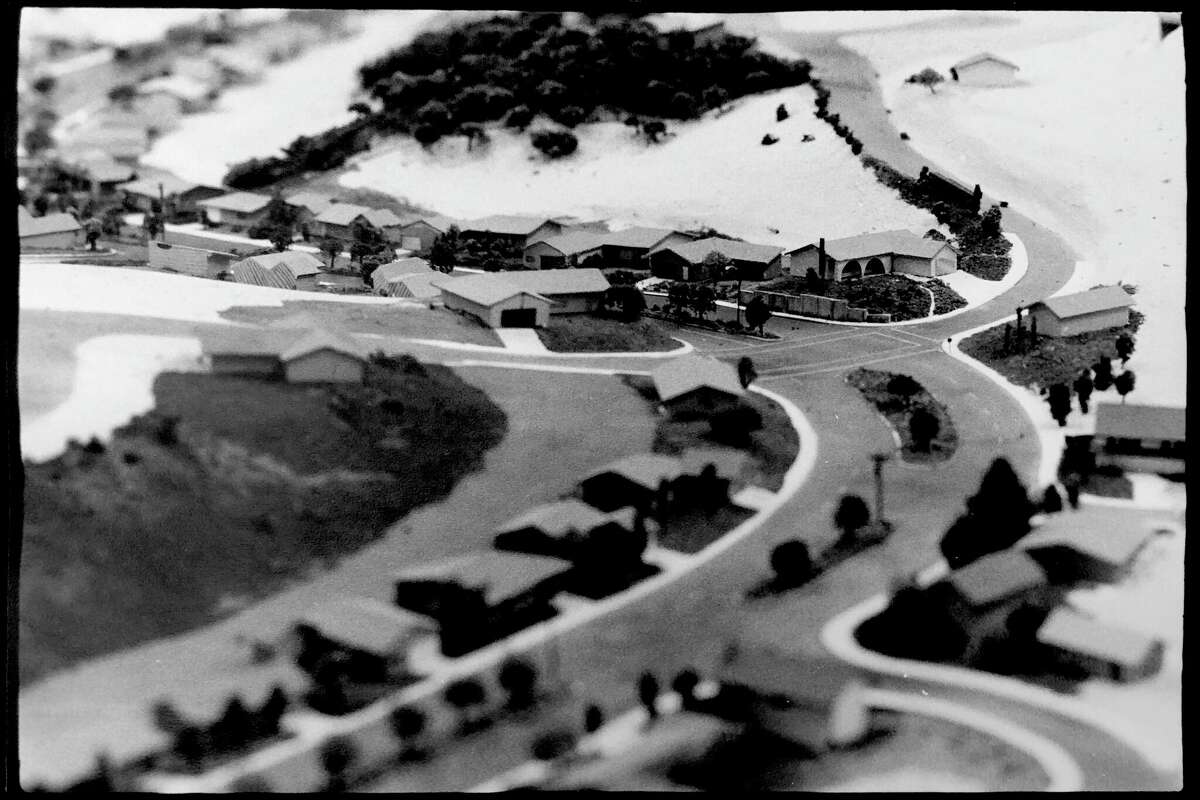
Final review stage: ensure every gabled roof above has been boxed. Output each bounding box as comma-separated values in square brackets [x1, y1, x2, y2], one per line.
[117, 174, 212, 198]
[652, 354, 745, 403]
[198, 191, 273, 213]
[1094, 402, 1185, 442]
[1036, 607, 1160, 667]
[399, 214, 459, 233]
[279, 329, 366, 363]
[372, 257, 433, 287]
[496, 499, 627, 538]
[665, 236, 783, 266]
[66, 153, 137, 184]
[532, 230, 607, 257]
[315, 202, 372, 226]
[236, 250, 324, 277]
[394, 551, 571, 606]
[583, 453, 685, 491]
[462, 214, 560, 236]
[1019, 512, 1153, 568]
[504, 268, 611, 296]
[284, 191, 335, 215]
[791, 229, 951, 261]
[1033, 285, 1135, 320]
[298, 597, 436, 658]
[363, 208, 404, 228]
[19, 211, 81, 238]
[952, 52, 1020, 71]
[603, 226, 683, 249]
[386, 271, 445, 300]
[438, 273, 553, 307]
[946, 549, 1046, 607]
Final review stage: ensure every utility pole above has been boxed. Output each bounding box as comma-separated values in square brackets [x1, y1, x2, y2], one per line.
[157, 182, 166, 241]
[871, 452, 891, 524]
[726, 265, 742, 327]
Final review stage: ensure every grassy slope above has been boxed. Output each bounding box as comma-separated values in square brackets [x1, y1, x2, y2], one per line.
[537, 316, 680, 353]
[960, 309, 1142, 390]
[19, 360, 506, 684]
[845, 367, 958, 464]
[219, 299, 503, 346]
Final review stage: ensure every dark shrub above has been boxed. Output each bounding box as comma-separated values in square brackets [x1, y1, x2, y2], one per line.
[770, 539, 812, 586]
[531, 129, 578, 159]
[531, 729, 577, 761]
[709, 404, 763, 441]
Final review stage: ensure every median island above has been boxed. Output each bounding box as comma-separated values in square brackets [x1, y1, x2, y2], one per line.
[19, 354, 507, 686]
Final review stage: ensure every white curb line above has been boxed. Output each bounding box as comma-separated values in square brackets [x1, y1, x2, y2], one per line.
[861, 687, 1082, 792]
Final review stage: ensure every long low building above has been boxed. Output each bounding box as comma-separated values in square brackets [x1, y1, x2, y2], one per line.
[524, 226, 693, 270]
[437, 268, 611, 327]
[786, 230, 959, 282]
[649, 236, 785, 281]
[1091, 402, 1186, 475]
[1027, 285, 1134, 337]
[147, 240, 237, 278]
[19, 209, 82, 249]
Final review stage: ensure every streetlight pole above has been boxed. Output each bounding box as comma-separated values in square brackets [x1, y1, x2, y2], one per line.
[871, 452, 891, 524]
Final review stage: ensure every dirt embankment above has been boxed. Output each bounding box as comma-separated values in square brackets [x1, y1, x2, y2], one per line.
[19, 358, 506, 685]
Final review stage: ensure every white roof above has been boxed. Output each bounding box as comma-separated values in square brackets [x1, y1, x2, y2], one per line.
[438, 273, 553, 307]
[279, 329, 366, 363]
[197, 191, 273, 214]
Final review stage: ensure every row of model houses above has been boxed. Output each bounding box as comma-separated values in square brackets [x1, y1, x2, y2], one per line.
[933, 506, 1166, 682]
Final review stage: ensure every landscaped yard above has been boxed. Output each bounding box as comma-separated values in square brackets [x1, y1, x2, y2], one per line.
[757, 273, 957, 321]
[19, 358, 506, 685]
[846, 368, 958, 464]
[960, 309, 1142, 391]
[927, 278, 968, 315]
[219, 299, 503, 347]
[537, 316, 681, 353]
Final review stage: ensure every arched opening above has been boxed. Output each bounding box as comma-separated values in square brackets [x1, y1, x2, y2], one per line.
[865, 257, 886, 276]
[840, 260, 862, 281]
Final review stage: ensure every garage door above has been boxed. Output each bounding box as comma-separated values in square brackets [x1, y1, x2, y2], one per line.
[500, 308, 538, 328]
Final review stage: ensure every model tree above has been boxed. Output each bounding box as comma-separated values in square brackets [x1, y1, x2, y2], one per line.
[1072, 369, 1094, 414]
[637, 672, 660, 721]
[907, 67, 945, 94]
[833, 494, 871, 543]
[744, 294, 772, 335]
[737, 356, 757, 388]
[1092, 354, 1114, 391]
[941, 457, 1035, 568]
[909, 407, 941, 451]
[1115, 332, 1135, 365]
[1047, 383, 1072, 427]
[770, 539, 812, 587]
[1114, 370, 1136, 403]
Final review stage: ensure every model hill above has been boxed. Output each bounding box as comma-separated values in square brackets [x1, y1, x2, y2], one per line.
[224, 11, 812, 189]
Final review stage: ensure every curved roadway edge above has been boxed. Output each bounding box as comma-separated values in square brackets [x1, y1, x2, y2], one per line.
[819, 589, 1173, 782]
[367, 334, 695, 359]
[860, 688, 1081, 792]
[137, 373, 819, 792]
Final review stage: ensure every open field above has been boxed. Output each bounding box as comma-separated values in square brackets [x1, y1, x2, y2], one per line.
[843, 12, 1185, 407]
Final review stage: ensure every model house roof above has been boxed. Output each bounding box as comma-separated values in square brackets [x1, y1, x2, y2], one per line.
[314, 202, 373, 226]
[720, 642, 861, 706]
[68, 153, 137, 184]
[235, 250, 324, 277]
[793, 229, 951, 261]
[680, 447, 749, 481]
[19, 211, 82, 238]
[584, 453, 685, 491]
[138, 74, 212, 102]
[652, 354, 745, 403]
[197, 191, 273, 214]
[394, 551, 571, 606]
[603, 226, 684, 249]
[1094, 402, 1185, 442]
[946, 549, 1047, 607]
[504, 268, 611, 296]
[298, 597, 435, 658]
[118, 174, 212, 198]
[923, 168, 975, 196]
[1036, 607, 1160, 667]
[284, 191, 335, 215]
[438, 273, 554, 307]
[387, 271, 445, 300]
[667, 237, 783, 265]
[363, 208, 404, 228]
[462, 215, 559, 236]
[1019, 512, 1153, 568]
[372, 257, 433, 286]
[399, 214, 459, 233]
[533, 230, 607, 257]
[952, 52, 1019, 71]
[1033, 285, 1134, 320]
[279, 329, 366, 363]
[495, 499, 633, 539]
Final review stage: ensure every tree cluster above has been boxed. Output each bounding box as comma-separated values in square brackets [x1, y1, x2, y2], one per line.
[939, 458, 1035, 569]
[665, 281, 717, 321]
[356, 12, 811, 153]
[224, 119, 372, 190]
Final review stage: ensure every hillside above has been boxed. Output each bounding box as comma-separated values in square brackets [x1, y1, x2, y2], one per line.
[19, 358, 506, 685]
